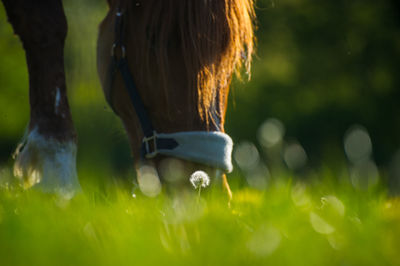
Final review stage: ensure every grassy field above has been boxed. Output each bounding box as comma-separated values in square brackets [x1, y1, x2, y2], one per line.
[1, 2, 399, 264]
[0, 169, 399, 266]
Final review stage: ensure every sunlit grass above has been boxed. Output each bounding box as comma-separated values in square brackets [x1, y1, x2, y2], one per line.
[0, 170, 399, 266]
[1, 1, 400, 264]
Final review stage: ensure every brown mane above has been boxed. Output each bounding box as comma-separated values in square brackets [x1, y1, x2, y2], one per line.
[118, 0, 255, 126]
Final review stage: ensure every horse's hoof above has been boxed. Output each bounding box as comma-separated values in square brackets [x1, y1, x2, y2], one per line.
[13, 128, 81, 199]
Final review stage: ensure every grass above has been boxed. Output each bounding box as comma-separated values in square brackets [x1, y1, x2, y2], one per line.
[1, 1, 399, 264]
[0, 170, 399, 266]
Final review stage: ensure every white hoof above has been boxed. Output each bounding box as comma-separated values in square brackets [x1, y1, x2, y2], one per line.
[13, 128, 81, 199]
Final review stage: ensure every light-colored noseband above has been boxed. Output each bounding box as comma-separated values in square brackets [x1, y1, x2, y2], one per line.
[146, 131, 233, 173]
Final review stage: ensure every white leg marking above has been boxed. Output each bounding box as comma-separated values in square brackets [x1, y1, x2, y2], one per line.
[54, 87, 61, 116]
[13, 127, 81, 198]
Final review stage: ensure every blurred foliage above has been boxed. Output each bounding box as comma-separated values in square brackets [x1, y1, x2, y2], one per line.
[0, 0, 400, 184]
[227, 0, 400, 167]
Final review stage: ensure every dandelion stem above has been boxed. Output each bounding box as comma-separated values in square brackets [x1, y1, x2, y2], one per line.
[197, 186, 202, 203]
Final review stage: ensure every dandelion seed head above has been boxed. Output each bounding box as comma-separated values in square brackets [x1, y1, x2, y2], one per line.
[190, 171, 210, 189]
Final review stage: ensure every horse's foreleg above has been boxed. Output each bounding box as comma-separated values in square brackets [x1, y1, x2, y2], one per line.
[2, 0, 80, 197]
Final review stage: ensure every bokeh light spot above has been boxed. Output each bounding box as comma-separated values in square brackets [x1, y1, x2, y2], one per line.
[283, 142, 307, 170]
[344, 125, 372, 163]
[234, 141, 260, 171]
[159, 158, 184, 183]
[291, 182, 311, 208]
[389, 149, 400, 193]
[247, 225, 281, 257]
[137, 165, 162, 197]
[245, 163, 270, 190]
[310, 212, 335, 235]
[321, 196, 345, 217]
[350, 160, 379, 190]
[258, 118, 285, 148]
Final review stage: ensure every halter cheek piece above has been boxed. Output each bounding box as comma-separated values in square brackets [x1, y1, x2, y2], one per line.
[106, 8, 233, 172]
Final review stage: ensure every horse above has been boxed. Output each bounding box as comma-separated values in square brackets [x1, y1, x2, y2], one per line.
[1, 0, 255, 198]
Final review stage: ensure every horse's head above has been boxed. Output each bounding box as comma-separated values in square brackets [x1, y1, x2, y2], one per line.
[97, 0, 255, 191]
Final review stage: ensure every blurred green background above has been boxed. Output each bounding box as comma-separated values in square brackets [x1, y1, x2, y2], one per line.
[0, 0, 399, 189]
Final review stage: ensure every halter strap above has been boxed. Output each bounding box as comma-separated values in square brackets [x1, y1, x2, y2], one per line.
[108, 7, 178, 159]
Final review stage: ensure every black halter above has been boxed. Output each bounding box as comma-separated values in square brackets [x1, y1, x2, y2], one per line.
[107, 8, 178, 160]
